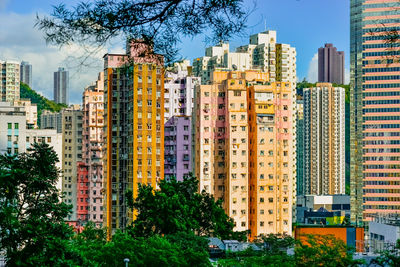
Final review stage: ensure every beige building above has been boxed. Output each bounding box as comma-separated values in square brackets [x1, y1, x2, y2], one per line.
[41, 105, 83, 220]
[194, 70, 295, 238]
[0, 60, 20, 102]
[303, 83, 345, 195]
[61, 105, 82, 221]
[13, 99, 38, 128]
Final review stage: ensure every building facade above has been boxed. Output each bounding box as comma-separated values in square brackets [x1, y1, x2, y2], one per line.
[61, 105, 83, 221]
[13, 99, 37, 128]
[103, 41, 164, 234]
[303, 83, 345, 195]
[0, 60, 20, 102]
[0, 102, 26, 155]
[20, 61, 32, 88]
[76, 72, 104, 226]
[41, 110, 63, 133]
[54, 67, 69, 105]
[164, 116, 192, 181]
[296, 100, 304, 196]
[318, 43, 345, 84]
[194, 70, 295, 238]
[350, 0, 400, 223]
[164, 61, 199, 121]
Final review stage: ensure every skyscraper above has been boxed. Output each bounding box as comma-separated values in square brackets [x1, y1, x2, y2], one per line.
[318, 44, 345, 84]
[194, 70, 295, 238]
[54, 67, 69, 105]
[20, 61, 32, 88]
[0, 60, 20, 102]
[103, 40, 164, 234]
[296, 100, 304, 196]
[350, 0, 400, 223]
[77, 72, 104, 226]
[303, 83, 345, 195]
[164, 61, 200, 182]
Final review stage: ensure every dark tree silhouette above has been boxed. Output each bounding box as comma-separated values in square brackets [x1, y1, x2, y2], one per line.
[36, 0, 251, 63]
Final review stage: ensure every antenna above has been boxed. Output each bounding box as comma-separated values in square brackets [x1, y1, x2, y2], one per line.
[264, 19, 267, 31]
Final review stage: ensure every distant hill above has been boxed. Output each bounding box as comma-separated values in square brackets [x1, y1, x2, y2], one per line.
[20, 82, 67, 120]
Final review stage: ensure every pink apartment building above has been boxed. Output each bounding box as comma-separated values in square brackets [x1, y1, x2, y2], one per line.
[77, 72, 104, 226]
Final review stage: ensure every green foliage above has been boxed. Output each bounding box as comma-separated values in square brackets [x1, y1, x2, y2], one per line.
[72, 229, 211, 267]
[295, 234, 363, 267]
[373, 239, 400, 267]
[0, 143, 80, 266]
[129, 174, 248, 241]
[20, 82, 67, 122]
[217, 234, 362, 267]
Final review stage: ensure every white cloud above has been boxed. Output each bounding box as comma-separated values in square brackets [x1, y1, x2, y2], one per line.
[0, 12, 113, 104]
[307, 53, 318, 83]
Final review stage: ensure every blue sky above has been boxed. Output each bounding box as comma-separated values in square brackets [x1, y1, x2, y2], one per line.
[0, 0, 349, 103]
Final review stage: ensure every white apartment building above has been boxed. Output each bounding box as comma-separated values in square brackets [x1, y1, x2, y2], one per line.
[0, 102, 62, 191]
[303, 83, 345, 195]
[0, 60, 20, 102]
[164, 60, 200, 121]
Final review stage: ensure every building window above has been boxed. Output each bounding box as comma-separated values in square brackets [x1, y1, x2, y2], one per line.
[260, 221, 264, 227]
[8, 123, 12, 129]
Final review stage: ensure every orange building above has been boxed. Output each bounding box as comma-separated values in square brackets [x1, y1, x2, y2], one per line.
[103, 40, 164, 235]
[294, 226, 365, 252]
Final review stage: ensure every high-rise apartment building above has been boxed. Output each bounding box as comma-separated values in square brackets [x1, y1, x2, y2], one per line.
[303, 83, 345, 195]
[20, 61, 32, 88]
[41, 110, 63, 133]
[43, 105, 83, 221]
[194, 30, 297, 89]
[0, 60, 20, 102]
[61, 105, 83, 221]
[350, 0, 400, 223]
[296, 100, 304, 196]
[164, 116, 192, 181]
[164, 60, 199, 121]
[194, 70, 295, 238]
[77, 72, 104, 226]
[54, 67, 69, 105]
[318, 44, 345, 84]
[193, 31, 297, 210]
[103, 41, 164, 234]
[163, 61, 200, 182]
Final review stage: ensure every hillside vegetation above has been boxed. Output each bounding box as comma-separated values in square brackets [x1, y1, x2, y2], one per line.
[20, 82, 67, 120]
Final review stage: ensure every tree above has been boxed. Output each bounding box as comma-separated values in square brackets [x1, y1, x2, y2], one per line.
[0, 143, 80, 266]
[36, 0, 251, 63]
[295, 234, 363, 267]
[373, 239, 400, 267]
[73, 229, 211, 267]
[128, 174, 248, 241]
[217, 234, 296, 267]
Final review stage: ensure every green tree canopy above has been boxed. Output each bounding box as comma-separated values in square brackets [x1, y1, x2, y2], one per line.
[0, 143, 79, 266]
[128, 174, 248, 241]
